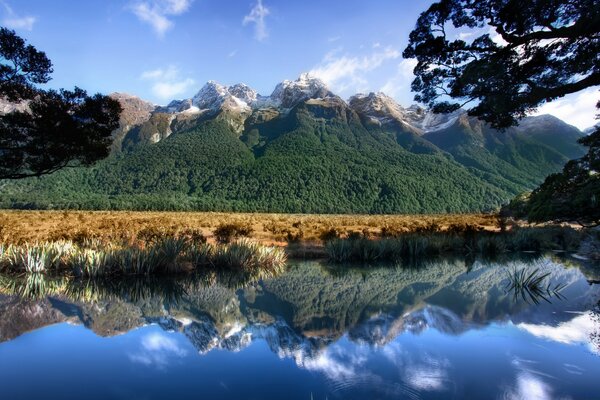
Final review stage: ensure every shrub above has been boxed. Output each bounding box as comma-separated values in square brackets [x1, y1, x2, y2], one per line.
[213, 223, 253, 244]
[177, 228, 207, 244]
[319, 228, 340, 243]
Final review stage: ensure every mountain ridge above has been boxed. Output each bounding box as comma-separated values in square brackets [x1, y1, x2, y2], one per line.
[0, 73, 586, 213]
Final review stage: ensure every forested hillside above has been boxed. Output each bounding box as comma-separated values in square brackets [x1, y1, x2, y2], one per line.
[0, 76, 585, 213]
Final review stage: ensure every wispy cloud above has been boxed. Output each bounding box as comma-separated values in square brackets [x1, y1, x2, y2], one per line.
[141, 64, 196, 101]
[0, 1, 36, 31]
[130, 0, 193, 37]
[309, 46, 400, 94]
[242, 0, 270, 41]
[380, 59, 417, 98]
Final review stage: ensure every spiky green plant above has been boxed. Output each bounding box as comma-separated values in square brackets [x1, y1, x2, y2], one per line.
[208, 239, 286, 271]
[188, 243, 214, 267]
[16, 245, 50, 273]
[71, 249, 115, 277]
[116, 247, 162, 275]
[0, 243, 11, 271]
[153, 237, 189, 273]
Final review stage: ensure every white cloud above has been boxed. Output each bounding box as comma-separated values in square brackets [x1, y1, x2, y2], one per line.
[129, 332, 188, 369]
[140, 64, 196, 101]
[228, 49, 238, 58]
[380, 59, 417, 98]
[242, 0, 270, 41]
[130, 0, 193, 37]
[327, 35, 341, 43]
[534, 88, 599, 131]
[517, 312, 598, 352]
[0, 1, 36, 31]
[309, 46, 400, 94]
[152, 79, 196, 99]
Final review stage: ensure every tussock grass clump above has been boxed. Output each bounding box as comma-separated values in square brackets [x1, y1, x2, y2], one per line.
[71, 249, 114, 277]
[0, 237, 286, 277]
[0, 242, 75, 273]
[205, 239, 286, 272]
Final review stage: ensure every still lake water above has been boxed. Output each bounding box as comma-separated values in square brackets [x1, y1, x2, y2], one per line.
[0, 256, 599, 400]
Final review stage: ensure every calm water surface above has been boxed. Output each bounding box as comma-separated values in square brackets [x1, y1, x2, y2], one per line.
[0, 256, 599, 399]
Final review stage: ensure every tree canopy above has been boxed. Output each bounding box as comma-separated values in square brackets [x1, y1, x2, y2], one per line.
[403, 0, 600, 128]
[0, 28, 121, 179]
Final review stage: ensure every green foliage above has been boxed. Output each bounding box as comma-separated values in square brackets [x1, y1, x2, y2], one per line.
[515, 107, 600, 225]
[0, 97, 581, 213]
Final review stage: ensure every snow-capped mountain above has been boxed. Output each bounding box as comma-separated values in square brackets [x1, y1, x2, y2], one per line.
[145, 73, 465, 138]
[106, 72, 586, 162]
[269, 73, 334, 109]
[348, 92, 464, 134]
[184, 73, 333, 114]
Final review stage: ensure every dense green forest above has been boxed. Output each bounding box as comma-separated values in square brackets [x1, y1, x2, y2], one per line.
[0, 99, 584, 213]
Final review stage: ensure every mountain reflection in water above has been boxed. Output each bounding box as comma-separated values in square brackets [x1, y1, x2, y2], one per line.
[0, 256, 599, 400]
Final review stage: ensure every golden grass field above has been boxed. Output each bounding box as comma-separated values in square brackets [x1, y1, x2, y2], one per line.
[0, 210, 501, 245]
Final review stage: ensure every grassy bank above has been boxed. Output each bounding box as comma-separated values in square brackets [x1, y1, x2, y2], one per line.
[0, 210, 499, 245]
[0, 238, 286, 277]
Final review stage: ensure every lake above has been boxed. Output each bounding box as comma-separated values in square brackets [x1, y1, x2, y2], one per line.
[0, 256, 599, 399]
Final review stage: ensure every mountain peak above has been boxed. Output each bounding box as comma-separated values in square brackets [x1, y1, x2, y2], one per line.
[191, 81, 253, 113]
[270, 73, 332, 109]
[349, 91, 409, 128]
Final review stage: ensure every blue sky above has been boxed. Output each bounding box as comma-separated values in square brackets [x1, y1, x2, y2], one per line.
[1, 0, 597, 129]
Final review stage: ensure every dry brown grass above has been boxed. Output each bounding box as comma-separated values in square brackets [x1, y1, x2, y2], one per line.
[0, 210, 500, 246]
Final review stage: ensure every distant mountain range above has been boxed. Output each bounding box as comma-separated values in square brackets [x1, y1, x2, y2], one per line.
[0, 74, 587, 212]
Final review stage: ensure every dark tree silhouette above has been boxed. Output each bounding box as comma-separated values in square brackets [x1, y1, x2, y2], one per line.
[403, 0, 600, 128]
[0, 27, 53, 101]
[0, 28, 121, 179]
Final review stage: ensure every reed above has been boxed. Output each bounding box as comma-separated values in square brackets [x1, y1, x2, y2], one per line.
[325, 226, 585, 263]
[505, 267, 567, 304]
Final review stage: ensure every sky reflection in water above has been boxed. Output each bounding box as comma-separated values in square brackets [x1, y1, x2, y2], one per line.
[0, 256, 599, 399]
